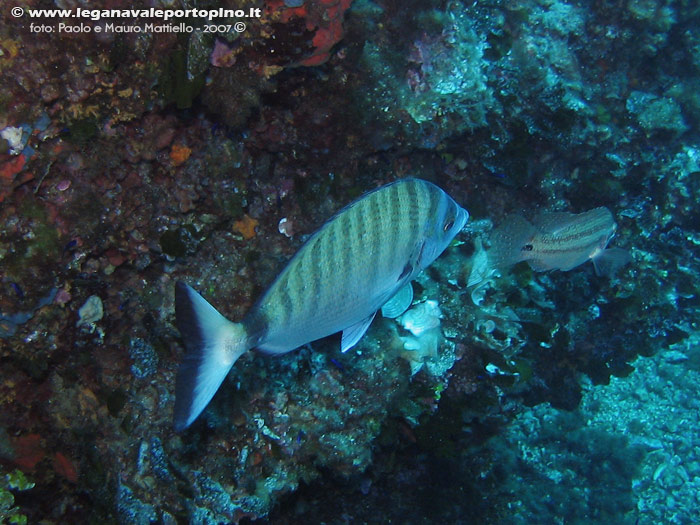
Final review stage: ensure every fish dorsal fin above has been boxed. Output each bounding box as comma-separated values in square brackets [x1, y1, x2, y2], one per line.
[532, 211, 578, 235]
[341, 312, 377, 353]
[533, 208, 613, 237]
[381, 283, 414, 318]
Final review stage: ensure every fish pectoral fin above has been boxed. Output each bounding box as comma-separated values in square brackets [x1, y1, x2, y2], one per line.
[397, 262, 413, 282]
[381, 283, 414, 318]
[340, 312, 377, 353]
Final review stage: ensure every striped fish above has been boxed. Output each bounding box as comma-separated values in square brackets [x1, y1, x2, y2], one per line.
[488, 207, 631, 277]
[173, 178, 469, 430]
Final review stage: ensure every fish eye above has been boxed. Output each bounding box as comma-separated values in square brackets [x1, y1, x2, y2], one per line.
[443, 219, 455, 232]
[522, 244, 534, 251]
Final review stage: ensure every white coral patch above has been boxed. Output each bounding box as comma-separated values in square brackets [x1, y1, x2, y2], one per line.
[396, 299, 445, 376]
[77, 295, 104, 327]
[399, 300, 441, 337]
[1, 126, 24, 155]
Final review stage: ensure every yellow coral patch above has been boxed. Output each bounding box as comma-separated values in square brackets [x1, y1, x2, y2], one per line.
[0, 39, 20, 62]
[262, 64, 284, 79]
[66, 103, 100, 119]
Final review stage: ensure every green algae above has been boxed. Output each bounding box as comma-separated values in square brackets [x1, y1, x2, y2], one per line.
[202, 65, 267, 129]
[5, 470, 33, 491]
[157, 40, 207, 110]
[511, 357, 534, 384]
[213, 185, 246, 218]
[98, 387, 128, 417]
[67, 117, 99, 145]
[1, 199, 61, 285]
[159, 224, 199, 258]
[1, 469, 34, 525]
[485, 29, 514, 61]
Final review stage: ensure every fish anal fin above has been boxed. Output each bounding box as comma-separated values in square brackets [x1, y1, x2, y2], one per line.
[527, 259, 552, 272]
[340, 312, 377, 353]
[381, 283, 414, 319]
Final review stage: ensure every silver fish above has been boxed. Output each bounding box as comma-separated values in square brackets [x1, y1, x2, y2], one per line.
[173, 178, 469, 430]
[488, 207, 631, 276]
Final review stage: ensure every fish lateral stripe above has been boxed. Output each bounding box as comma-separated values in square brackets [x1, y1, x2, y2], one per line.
[367, 195, 382, 283]
[321, 216, 339, 296]
[404, 181, 424, 247]
[309, 233, 324, 314]
[534, 208, 614, 243]
[376, 184, 392, 275]
[406, 179, 421, 231]
[279, 279, 295, 328]
[391, 183, 408, 264]
[415, 181, 429, 239]
[349, 202, 365, 283]
[532, 237, 607, 256]
[536, 223, 612, 248]
[426, 183, 441, 234]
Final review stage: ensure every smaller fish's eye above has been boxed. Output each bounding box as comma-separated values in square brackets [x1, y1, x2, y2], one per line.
[443, 219, 455, 232]
[522, 244, 534, 251]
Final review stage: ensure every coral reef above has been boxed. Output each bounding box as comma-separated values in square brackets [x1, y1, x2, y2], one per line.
[0, 0, 698, 522]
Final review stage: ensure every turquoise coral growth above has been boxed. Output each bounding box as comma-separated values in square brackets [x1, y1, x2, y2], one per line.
[404, 9, 495, 127]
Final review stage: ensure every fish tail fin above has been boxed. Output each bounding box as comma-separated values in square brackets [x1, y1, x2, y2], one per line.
[488, 215, 537, 268]
[173, 282, 250, 431]
[592, 247, 632, 278]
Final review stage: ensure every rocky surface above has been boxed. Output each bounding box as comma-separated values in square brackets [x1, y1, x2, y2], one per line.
[0, 0, 698, 522]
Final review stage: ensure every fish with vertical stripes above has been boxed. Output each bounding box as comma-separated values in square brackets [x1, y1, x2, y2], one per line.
[173, 178, 469, 430]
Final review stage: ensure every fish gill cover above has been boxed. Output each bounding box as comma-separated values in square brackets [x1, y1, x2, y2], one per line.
[0, 0, 698, 524]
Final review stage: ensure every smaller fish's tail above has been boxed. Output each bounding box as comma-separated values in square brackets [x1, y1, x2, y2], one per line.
[488, 215, 537, 268]
[592, 247, 632, 278]
[173, 282, 250, 431]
